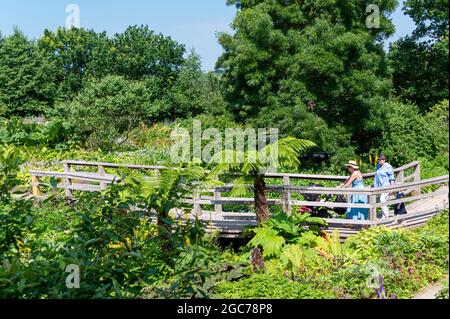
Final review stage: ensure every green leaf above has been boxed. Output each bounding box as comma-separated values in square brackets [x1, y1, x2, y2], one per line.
[50, 176, 58, 188]
[248, 228, 285, 258]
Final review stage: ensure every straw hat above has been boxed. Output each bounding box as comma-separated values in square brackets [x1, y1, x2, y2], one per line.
[345, 160, 359, 170]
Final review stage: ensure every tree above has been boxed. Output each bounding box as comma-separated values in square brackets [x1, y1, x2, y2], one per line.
[108, 25, 185, 81]
[0, 28, 56, 117]
[403, 0, 448, 40]
[388, 0, 449, 112]
[210, 137, 316, 223]
[153, 51, 227, 121]
[38, 27, 111, 101]
[378, 99, 449, 166]
[217, 0, 396, 153]
[58, 75, 151, 150]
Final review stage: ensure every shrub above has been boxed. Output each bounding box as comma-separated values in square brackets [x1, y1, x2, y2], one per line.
[214, 273, 335, 299]
[57, 75, 151, 150]
[436, 280, 449, 299]
[378, 99, 449, 166]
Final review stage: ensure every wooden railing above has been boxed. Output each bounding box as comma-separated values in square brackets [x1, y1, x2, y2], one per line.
[29, 160, 447, 224]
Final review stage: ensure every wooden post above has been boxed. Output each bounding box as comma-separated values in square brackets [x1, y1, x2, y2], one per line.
[413, 162, 421, 195]
[396, 170, 405, 184]
[369, 193, 377, 222]
[98, 165, 107, 190]
[193, 191, 202, 216]
[214, 188, 223, 215]
[63, 163, 73, 198]
[281, 176, 292, 215]
[31, 175, 43, 197]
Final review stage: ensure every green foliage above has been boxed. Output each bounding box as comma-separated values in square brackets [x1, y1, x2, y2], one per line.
[280, 244, 305, 277]
[57, 75, 151, 150]
[389, 0, 448, 112]
[214, 272, 335, 299]
[247, 212, 325, 258]
[38, 27, 110, 100]
[248, 228, 286, 258]
[315, 230, 357, 268]
[378, 99, 449, 166]
[107, 25, 185, 82]
[389, 37, 448, 112]
[218, 0, 396, 154]
[0, 161, 226, 298]
[403, 0, 449, 40]
[436, 280, 449, 299]
[151, 51, 225, 120]
[0, 145, 34, 258]
[0, 117, 68, 147]
[0, 28, 56, 117]
[345, 212, 449, 298]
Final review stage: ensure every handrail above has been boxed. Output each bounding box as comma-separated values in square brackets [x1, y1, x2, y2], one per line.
[30, 160, 448, 222]
[61, 159, 421, 182]
[360, 161, 421, 179]
[62, 160, 168, 170]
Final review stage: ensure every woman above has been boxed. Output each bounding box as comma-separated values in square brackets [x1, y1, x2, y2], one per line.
[374, 153, 395, 219]
[339, 160, 369, 220]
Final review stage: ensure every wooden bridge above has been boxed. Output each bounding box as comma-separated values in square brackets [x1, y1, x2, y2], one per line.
[29, 160, 449, 240]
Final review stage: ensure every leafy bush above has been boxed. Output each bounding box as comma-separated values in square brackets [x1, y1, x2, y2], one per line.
[246, 212, 326, 259]
[378, 99, 449, 166]
[0, 117, 68, 147]
[214, 273, 335, 299]
[56, 75, 151, 150]
[436, 280, 449, 299]
[0, 145, 34, 258]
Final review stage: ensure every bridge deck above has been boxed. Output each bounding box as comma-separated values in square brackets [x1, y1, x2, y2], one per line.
[192, 186, 449, 239]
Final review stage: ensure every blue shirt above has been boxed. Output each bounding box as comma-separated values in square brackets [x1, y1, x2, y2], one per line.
[374, 163, 395, 188]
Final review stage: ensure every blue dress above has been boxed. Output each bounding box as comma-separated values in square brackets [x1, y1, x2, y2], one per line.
[346, 179, 369, 220]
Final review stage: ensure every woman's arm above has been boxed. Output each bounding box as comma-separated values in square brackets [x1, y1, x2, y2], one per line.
[341, 171, 358, 188]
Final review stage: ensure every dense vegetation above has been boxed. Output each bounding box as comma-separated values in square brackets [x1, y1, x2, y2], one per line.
[0, 0, 448, 299]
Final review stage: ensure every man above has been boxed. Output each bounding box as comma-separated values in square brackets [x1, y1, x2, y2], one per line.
[374, 153, 395, 219]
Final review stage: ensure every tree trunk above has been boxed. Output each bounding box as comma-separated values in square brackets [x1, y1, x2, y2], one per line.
[254, 174, 270, 224]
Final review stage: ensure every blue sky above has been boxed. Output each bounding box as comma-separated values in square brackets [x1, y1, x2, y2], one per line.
[0, 0, 415, 71]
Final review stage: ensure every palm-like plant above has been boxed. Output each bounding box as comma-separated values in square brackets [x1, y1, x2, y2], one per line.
[209, 137, 316, 224]
[126, 163, 222, 233]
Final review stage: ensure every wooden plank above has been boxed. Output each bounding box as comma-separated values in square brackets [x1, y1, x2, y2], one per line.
[265, 172, 348, 181]
[369, 175, 448, 195]
[30, 170, 118, 182]
[270, 185, 374, 195]
[369, 193, 377, 221]
[61, 160, 421, 184]
[182, 197, 279, 205]
[290, 200, 371, 209]
[360, 161, 421, 179]
[372, 207, 445, 226]
[62, 160, 168, 171]
[185, 196, 372, 209]
[374, 189, 449, 208]
[56, 183, 102, 192]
